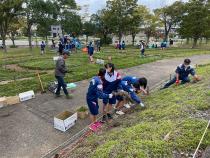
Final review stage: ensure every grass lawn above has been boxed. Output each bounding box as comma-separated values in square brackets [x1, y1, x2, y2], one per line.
[69, 64, 210, 158]
[1, 46, 210, 96]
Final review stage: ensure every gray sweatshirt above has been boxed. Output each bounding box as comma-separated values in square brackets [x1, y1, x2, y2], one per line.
[55, 56, 67, 77]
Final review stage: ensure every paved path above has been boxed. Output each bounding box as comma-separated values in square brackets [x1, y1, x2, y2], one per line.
[1, 54, 210, 158]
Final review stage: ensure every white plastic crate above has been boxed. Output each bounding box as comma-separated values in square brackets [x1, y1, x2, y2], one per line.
[53, 56, 59, 61]
[54, 111, 77, 132]
[19, 90, 35, 102]
[0, 97, 6, 108]
[96, 59, 105, 65]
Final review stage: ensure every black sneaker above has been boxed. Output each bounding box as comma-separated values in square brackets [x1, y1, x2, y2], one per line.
[101, 115, 107, 123]
[107, 113, 113, 120]
[55, 94, 61, 98]
[66, 94, 73, 99]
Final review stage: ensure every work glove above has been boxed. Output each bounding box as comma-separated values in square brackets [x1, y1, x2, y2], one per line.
[176, 80, 180, 85]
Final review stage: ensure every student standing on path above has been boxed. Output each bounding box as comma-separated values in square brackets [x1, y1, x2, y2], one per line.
[86, 68, 114, 125]
[40, 41, 46, 55]
[54, 52, 72, 99]
[161, 59, 200, 89]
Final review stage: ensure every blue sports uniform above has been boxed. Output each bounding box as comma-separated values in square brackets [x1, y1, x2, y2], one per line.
[163, 64, 196, 88]
[86, 76, 109, 115]
[88, 43, 94, 56]
[41, 43, 45, 50]
[120, 76, 141, 104]
[103, 71, 122, 105]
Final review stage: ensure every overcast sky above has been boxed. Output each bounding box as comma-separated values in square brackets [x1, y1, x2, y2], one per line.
[75, 0, 188, 14]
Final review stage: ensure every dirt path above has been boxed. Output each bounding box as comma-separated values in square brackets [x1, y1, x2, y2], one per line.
[1, 54, 210, 158]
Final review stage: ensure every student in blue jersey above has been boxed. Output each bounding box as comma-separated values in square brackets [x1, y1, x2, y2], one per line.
[87, 41, 94, 63]
[40, 41, 46, 55]
[102, 63, 122, 122]
[122, 41, 125, 50]
[161, 59, 200, 89]
[86, 68, 114, 124]
[140, 41, 145, 57]
[115, 76, 148, 115]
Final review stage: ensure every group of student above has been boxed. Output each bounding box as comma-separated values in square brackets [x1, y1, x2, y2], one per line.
[86, 58, 201, 129]
[58, 36, 82, 55]
[116, 41, 126, 50]
[86, 62, 148, 126]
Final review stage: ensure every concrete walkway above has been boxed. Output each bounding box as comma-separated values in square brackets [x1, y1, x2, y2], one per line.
[1, 54, 210, 158]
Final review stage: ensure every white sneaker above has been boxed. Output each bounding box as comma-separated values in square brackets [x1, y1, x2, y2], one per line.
[116, 110, 125, 115]
[124, 104, 131, 109]
[140, 103, 145, 107]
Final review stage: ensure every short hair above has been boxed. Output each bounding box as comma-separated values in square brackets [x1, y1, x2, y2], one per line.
[184, 59, 191, 65]
[139, 77, 147, 89]
[98, 68, 106, 77]
[105, 63, 115, 72]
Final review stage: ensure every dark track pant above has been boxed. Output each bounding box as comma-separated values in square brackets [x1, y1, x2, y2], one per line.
[55, 76, 69, 95]
[163, 76, 190, 89]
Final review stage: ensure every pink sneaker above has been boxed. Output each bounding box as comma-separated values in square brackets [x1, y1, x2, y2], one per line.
[89, 123, 98, 132]
[94, 121, 102, 128]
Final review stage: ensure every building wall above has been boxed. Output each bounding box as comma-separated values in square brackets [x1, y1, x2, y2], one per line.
[50, 25, 62, 37]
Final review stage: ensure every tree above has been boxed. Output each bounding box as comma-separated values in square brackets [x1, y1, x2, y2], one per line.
[178, 0, 209, 48]
[144, 13, 160, 44]
[128, 5, 148, 45]
[103, 0, 138, 42]
[23, 0, 59, 51]
[89, 11, 111, 44]
[8, 17, 26, 47]
[154, 1, 185, 42]
[61, 11, 82, 36]
[0, 0, 23, 52]
[82, 21, 96, 44]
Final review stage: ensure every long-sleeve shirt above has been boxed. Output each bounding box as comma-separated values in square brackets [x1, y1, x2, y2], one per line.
[121, 76, 141, 104]
[87, 76, 109, 101]
[175, 64, 195, 79]
[55, 56, 67, 77]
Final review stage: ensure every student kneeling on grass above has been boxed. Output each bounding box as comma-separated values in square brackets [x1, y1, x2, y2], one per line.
[162, 58, 200, 89]
[86, 68, 114, 125]
[115, 76, 148, 115]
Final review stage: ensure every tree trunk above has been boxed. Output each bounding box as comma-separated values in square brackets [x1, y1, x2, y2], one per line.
[192, 38, 198, 48]
[12, 37, 15, 46]
[199, 38, 202, 45]
[0, 26, 7, 52]
[146, 35, 150, 44]
[11, 33, 16, 46]
[27, 24, 32, 51]
[103, 34, 107, 45]
[2, 35, 7, 52]
[45, 36, 48, 45]
[131, 33, 135, 46]
[86, 35, 88, 45]
[186, 38, 189, 44]
[118, 31, 122, 43]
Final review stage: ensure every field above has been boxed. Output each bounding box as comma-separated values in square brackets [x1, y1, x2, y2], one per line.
[69, 64, 210, 158]
[1, 46, 210, 96]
